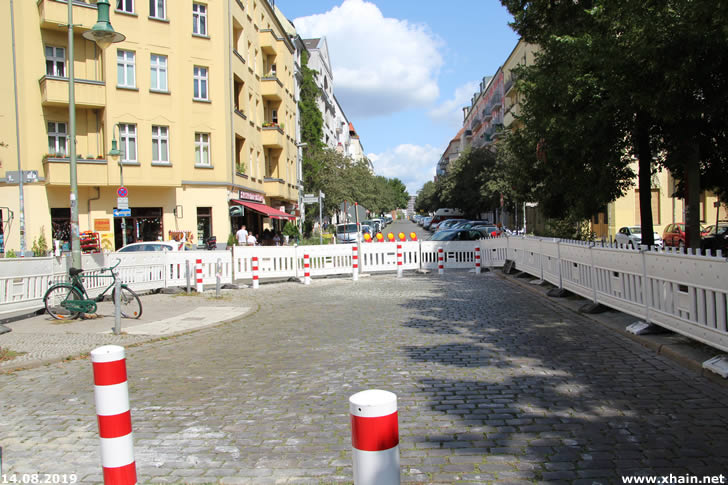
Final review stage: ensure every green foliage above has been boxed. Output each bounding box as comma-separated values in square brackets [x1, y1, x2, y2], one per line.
[282, 221, 300, 240]
[32, 228, 49, 257]
[540, 215, 594, 241]
[227, 233, 236, 247]
[4, 249, 17, 258]
[299, 51, 324, 150]
[415, 181, 440, 214]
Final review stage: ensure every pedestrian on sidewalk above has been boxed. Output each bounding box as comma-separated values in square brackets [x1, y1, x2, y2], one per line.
[236, 225, 248, 246]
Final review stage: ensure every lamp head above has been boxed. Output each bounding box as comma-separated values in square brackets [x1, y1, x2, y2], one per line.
[82, 0, 126, 49]
[108, 138, 121, 162]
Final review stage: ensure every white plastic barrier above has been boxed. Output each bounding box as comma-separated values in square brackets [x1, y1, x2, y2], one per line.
[481, 238, 508, 267]
[165, 251, 233, 288]
[232, 246, 297, 280]
[420, 241, 479, 271]
[0, 257, 54, 316]
[361, 242, 419, 273]
[303, 244, 353, 277]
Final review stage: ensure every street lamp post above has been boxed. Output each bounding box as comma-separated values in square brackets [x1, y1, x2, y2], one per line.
[67, 0, 125, 268]
[107, 126, 126, 247]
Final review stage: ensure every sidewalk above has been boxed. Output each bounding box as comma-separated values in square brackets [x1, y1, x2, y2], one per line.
[0, 287, 252, 372]
[495, 269, 728, 387]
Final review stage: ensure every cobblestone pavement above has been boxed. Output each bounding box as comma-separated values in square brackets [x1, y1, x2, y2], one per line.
[2, 271, 728, 484]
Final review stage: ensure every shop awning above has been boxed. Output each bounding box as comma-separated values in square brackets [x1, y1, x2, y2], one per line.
[231, 200, 296, 220]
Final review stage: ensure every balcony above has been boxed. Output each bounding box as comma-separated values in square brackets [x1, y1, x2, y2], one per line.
[43, 156, 108, 185]
[264, 177, 291, 200]
[40, 76, 106, 108]
[261, 125, 285, 148]
[39, 0, 99, 32]
[261, 76, 284, 101]
[259, 29, 278, 55]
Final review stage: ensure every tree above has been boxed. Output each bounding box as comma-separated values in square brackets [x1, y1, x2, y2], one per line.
[501, 0, 728, 247]
[415, 181, 439, 214]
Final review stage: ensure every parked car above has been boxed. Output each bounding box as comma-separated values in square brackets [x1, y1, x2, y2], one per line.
[370, 218, 385, 232]
[335, 223, 361, 244]
[429, 229, 485, 241]
[433, 219, 465, 233]
[662, 223, 705, 248]
[422, 217, 434, 230]
[360, 224, 372, 236]
[615, 226, 664, 248]
[117, 241, 179, 252]
[700, 223, 728, 253]
[473, 226, 503, 238]
[428, 215, 464, 230]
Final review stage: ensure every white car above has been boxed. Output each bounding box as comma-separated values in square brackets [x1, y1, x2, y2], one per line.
[117, 241, 180, 252]
[615, 226, 663, 248]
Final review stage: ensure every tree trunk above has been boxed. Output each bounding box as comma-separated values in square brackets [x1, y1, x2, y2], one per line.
[635, 113, 655, 247]
[684, 142, 701, 249]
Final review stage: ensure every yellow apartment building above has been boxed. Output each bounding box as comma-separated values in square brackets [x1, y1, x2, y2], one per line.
[0, 0, 298, 253]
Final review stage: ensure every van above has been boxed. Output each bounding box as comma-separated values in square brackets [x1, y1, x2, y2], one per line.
[434, 208, 463, 217]
[335, 223, 360, 244]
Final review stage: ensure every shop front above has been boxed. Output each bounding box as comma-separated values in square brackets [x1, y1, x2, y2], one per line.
[229, 189, 295, 243]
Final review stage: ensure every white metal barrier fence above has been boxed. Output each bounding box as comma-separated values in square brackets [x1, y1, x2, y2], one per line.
[2, 238, 726, 353]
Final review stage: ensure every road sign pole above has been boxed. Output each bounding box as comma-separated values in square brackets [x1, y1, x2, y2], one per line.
[120, 165, 126, 248]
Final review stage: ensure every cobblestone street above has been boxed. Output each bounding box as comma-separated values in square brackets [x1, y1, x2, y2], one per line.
[2, 271, 728, 484]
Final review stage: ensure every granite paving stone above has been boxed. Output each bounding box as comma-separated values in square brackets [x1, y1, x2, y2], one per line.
[2, 271, 728, 483]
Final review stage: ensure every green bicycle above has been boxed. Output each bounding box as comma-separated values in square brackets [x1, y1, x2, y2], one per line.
[43, 259, 143, 320]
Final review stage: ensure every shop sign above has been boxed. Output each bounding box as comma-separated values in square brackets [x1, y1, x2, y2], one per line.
[238, 190, 264, 203]
[94, 219, 111, 231]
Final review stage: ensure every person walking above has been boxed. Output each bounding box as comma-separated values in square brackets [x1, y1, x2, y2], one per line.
[246, 232, 258, 246]
[236, 225, 248, 246]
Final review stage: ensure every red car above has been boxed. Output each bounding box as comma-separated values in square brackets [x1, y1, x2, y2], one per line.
[662, 223, 705, 248]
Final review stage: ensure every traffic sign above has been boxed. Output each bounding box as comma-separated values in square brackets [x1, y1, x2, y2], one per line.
[117, 197, 129, 210]
[113, 209, 131, 217]
[117, 187, 128, 197]
[302, 196, 319, 204]
[304, 193, 315, 198]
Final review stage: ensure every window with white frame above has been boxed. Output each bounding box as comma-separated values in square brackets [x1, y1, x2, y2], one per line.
[119, 123, 137, 162]
[47, 122, 68, 157]
[149, 0, 165, 19]
[192, 3, 207, 36]
[193, 66, 208, 100]
[45, 46, 65, 77]
[117, 0, 134, 14]
[195, 133, 210, 166]
[150, 54, 168, 91]
[151, 125, 169, 163]
[117, 50, 136, 88]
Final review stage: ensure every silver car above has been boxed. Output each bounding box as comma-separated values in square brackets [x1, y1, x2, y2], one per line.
[615, 226, 663, 248]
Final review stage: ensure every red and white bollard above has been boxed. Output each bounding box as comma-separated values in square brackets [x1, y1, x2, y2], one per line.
[195, 258, 203, 293]
[303, 253, 311, 285]
[474, 246, 481, 274]
[251, 256, 259, 289]
[91, 345, 137, 485]
[438, 248, 444, 275]
[352, 245, 359, 281]
[396, 244, 403, 279]
[350, 390, 400, 485]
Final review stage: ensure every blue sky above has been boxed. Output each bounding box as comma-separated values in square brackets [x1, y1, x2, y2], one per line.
[274, 0, 519, 194]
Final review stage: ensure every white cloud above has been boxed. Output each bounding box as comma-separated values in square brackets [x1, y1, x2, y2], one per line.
[429, 81, 479, 129]
[368, 144, 443, 194]
[294, 0, 443, 118]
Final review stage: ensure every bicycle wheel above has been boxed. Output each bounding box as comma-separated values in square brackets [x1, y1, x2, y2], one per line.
[44, 284, 83, 320]
[112, 286, 143, 319]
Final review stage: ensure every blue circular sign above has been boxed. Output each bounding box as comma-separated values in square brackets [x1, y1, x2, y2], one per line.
[117, 187, 128, 197]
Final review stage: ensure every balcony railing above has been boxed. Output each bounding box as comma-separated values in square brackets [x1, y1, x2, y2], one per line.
[261, 76, 284, 101]
[39, 0, 98, 32]
[261, 125, 285, 148]
[39, 76, 106, 108]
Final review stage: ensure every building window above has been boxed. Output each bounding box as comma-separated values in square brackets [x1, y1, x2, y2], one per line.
[117, 50, 136, 88]
[117, 0, 134, 14]
[193, 66, 208, 100]
[195, 133, 210, 166]
[45, 46, 65, 77]
[150, 54, 168, 91]
[192, 3, 207, 36]
[151, 125, 169, 163]
[51, 208, 71, 245]
[149, 0, 165, 19]
[47, 122, 68, 157]
[119, 123, 137, 162]
[197, 207, 212, 244]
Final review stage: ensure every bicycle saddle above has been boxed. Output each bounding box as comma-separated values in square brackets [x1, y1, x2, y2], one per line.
[69, 267, 83, 276]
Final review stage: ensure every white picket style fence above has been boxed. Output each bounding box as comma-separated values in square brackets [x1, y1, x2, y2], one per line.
[1, 237, 727, 353]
